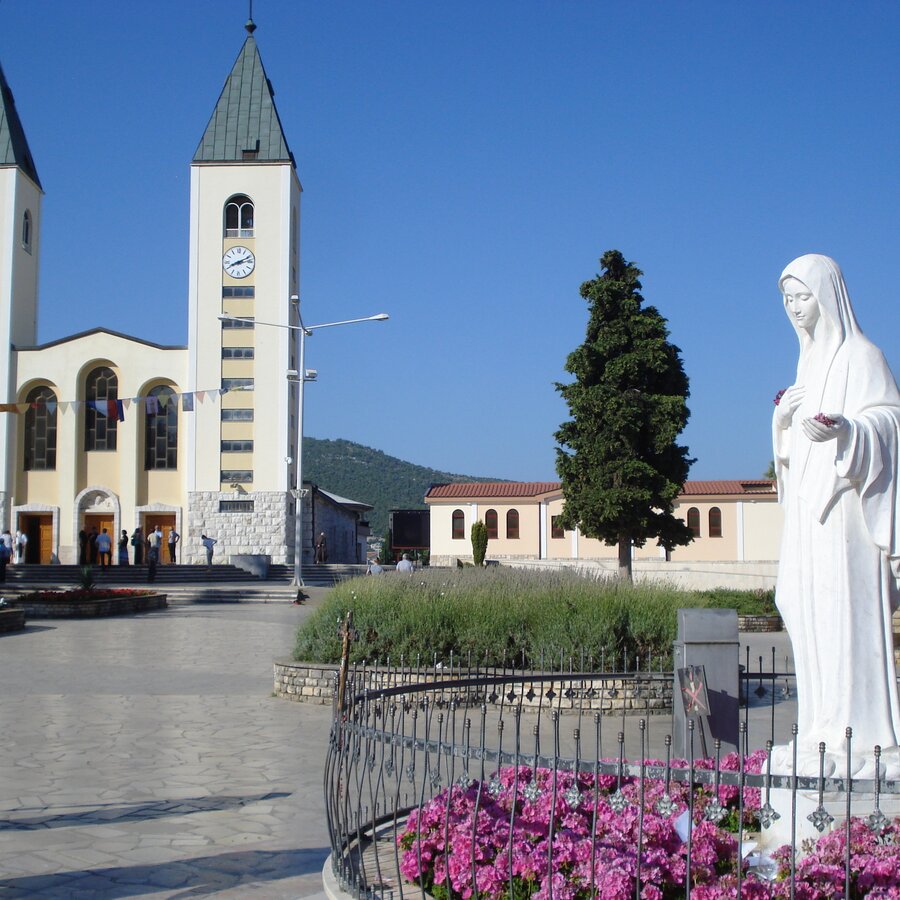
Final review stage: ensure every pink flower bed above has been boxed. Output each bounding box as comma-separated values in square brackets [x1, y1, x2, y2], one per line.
[398, 753, 900, 898]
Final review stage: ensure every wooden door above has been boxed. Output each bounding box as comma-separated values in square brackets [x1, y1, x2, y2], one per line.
[19, 514, 53, 563]
[84, 514, 114, 563]
[144, 514, 176, 561]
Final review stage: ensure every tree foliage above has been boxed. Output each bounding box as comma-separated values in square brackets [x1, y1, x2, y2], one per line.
[471, 520, 488, 567]
[555, 250, 694, 580]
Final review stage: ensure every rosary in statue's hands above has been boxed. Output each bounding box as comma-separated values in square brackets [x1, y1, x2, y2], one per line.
[775, 385, 806, 429]
[802, 413, 848, 443]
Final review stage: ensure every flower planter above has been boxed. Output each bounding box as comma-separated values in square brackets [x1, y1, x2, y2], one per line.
[0, 607, 26, 632]
[11, 592, 167, 618]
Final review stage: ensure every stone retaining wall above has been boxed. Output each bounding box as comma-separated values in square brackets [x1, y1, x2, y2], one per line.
[274, 659, 673, 713]
[736, 614, 783, 633]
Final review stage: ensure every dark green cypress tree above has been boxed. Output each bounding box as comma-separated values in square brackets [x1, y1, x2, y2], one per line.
[471, 519, 488, 567]
[555, 250, 694, 581]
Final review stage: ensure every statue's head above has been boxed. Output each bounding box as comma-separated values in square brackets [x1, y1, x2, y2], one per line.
[779, 254, 859, 345]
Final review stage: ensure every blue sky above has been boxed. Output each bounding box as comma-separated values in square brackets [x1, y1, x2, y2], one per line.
[3, 1, 900, 482]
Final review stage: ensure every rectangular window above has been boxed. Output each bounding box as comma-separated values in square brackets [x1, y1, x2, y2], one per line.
[222, 378, 254, 392]
[221, 470, 253, 484]
[551, 516, 565, 539]
[221, 316, 255, 330]
[219, 500, 255, 512]
[222, 287, 256, 299]
[221, 408, 254, 422]
[222, 347, 255, 359]
[221, 440, 253, 452]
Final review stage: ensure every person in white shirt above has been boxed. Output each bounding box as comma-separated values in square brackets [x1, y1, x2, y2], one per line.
[168, 529, 180, 564]
[201, 534, 217, 570]
[366, 558, 384, 575]
[395, 553, 414, 573]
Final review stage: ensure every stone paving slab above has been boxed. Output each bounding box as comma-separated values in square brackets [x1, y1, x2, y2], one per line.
[0, 592, 335, 899]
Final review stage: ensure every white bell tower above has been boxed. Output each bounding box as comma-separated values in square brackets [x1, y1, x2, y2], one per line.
[0, 58, 43, 523]
[185, 20, 302, 563]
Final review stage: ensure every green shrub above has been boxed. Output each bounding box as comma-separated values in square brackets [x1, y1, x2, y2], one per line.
[471, 520, 488, 567]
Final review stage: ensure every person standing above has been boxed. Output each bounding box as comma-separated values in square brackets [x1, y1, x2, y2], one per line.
[131, 527, 144, 565]
[146, 528, 161, 582]
[315, 532, 327, 564]
[0, 534, 9, 581]
[118, 530, 130, 566]
[201, 534, 217, 571]
[167, 528, 180, 564]
[88, 526, 99, 565]
[78, 529, 88, 565]
[96, 528, 112, 568]
[16, 530, 27, 565]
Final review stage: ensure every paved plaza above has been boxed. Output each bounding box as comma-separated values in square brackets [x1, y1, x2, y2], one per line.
[0, 593, 334, 899]
[0, 590, 798, 899]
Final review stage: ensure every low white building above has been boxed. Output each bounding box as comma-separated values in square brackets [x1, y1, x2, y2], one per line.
[426, 480, 783, 584]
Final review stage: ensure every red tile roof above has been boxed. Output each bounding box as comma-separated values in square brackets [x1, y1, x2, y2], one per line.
[425, 482, 561, 500]
[679, 480, 776, 496]
[425, 479, 776, 500]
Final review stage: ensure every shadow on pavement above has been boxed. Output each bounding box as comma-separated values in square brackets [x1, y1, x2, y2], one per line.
[0, 846, 329, 898]
[1, 792, 290, 831]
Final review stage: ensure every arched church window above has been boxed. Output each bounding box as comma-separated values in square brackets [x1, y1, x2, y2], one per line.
[224, 194, 254, 238]
[687, 507, 700, 538]
[85, 366, 119, 451]
[145, 385, 178, 470]
[24, 386, 57, 470]
[22, 210, 32, 251]
[506, 509, 520, 540]
[709, 506, 722, 538]
[485, 509, 498, 540]
[451, 509, 465, 540]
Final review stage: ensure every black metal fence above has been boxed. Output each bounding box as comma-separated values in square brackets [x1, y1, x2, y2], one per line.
[324, 660, 900, 899]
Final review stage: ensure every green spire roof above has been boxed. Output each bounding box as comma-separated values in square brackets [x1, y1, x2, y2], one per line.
[0, 60, 41, 188]
[193, 35, 294, 166]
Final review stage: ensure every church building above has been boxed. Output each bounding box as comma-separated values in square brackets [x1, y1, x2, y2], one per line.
[0, 22, 362, 565]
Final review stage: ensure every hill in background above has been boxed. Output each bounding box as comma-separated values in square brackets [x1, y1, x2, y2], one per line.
[304, 437, 508, 536]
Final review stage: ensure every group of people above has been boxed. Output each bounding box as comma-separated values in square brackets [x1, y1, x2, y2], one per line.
[0, 529, 29, 580]
[366, 553, 415, 575]
[78, 526, 181, 568]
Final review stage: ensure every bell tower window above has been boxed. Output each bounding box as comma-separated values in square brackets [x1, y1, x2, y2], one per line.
[22, 209, 32, 252]
[224, 194, 254, 238]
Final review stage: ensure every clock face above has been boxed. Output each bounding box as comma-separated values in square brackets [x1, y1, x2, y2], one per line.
[223, 246, 256, 278]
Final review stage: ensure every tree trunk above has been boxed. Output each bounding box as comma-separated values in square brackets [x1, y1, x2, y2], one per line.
[617, 537, 633, 583]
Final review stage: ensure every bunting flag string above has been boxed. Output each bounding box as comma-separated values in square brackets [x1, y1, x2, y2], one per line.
[0, 386, 230, 416]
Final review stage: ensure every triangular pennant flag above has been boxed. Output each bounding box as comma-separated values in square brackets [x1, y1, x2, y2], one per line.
[45, 399, 57, 415]
[90, 400, 108, 416]
[121, 398, 132, 410]
[195, 390, 206, 402]
[145, 395, 160, 415]
[16, 403, 29, 414]
[182, 393, 194, 412]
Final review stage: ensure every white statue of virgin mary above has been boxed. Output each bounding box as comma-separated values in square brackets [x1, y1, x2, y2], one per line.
[773, 254, 900, 777]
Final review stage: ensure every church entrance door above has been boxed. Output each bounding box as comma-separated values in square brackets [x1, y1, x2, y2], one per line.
[84, 514, 114, 562]
[144, 514, 176, 561]
[18, 514, 52, 563]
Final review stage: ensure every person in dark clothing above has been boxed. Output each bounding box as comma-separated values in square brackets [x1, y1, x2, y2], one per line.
[88, 527, 99, 565]
[131, 527, 144, 565]
[78, 530, 88, 565]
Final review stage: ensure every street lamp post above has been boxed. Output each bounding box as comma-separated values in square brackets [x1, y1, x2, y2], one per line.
[218, 302, 388, 587]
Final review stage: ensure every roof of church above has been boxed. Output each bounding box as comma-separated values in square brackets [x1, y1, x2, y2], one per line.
[15, 327, 187, 352]
[0, 60, 41, 188]
[193, 34, 294, 165]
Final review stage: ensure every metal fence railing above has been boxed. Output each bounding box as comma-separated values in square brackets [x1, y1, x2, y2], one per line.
[325, 659, 900, 899]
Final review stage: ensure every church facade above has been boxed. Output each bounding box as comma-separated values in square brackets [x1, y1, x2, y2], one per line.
[0, 26, 338, 565]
